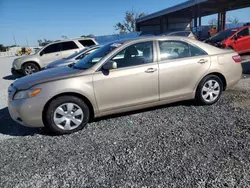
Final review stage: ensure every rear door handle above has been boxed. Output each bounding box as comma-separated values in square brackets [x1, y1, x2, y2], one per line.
[198, 59, 208, 64]
[145, 68, 157, 73]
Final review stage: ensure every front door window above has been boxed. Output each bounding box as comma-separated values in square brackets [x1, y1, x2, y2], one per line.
[110, 41, 154, 69]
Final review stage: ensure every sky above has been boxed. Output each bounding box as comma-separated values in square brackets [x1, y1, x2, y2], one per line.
[0, 0, 250, 46]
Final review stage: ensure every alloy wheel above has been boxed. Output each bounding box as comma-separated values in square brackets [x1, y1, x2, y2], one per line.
[25, 65, 36, 75]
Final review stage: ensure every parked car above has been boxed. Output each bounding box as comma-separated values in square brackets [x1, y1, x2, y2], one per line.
[204, 26, 250, 54]
[11, 38, 98, 77]
[162, 31, 197, 39]
[45, 45, 101, 69]
[8, 36, 242, 134]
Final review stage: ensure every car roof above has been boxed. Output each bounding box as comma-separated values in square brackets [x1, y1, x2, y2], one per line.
[111, 36, 193, 44]
[51, 37, 96, 44]
[224, 25, 250, 31]
[109, 36, 227, 56]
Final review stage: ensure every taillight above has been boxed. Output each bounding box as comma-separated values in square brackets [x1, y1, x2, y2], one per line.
[232, 55, 241, 63]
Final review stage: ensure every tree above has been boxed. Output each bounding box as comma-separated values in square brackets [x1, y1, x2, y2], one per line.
[37, 39, 53, 46]
[0, 44, 8, 52]
[208, 18, 217, 26]
[61, 35, 68, 39]
[115, 9, 146, 34]
[227, 16, 239, 24]
[81, 34, 95, 38]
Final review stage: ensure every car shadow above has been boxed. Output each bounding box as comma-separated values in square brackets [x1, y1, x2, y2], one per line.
[92, 100, 197, 122]
[2, 75, 16, 80]
[0, 107, 40, 137]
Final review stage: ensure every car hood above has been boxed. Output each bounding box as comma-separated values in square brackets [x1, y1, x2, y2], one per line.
[13, 66, 83, 90]
[15, 54, 37, 62]
[47, 58, 74, 68]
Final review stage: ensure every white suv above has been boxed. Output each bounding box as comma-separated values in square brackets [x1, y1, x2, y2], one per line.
[11, 38, 98, 77]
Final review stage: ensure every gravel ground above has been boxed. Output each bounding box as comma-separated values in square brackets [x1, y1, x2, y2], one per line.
[1, 57, 250, 187]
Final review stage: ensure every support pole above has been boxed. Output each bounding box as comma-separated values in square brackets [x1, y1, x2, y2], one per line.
[194, 5, 198, 28]
[160, 16, 164, 33]
[162, 16, 167, 32]
[136, 23, 140, 32]
[217, 11, 226, 32]
[221, 11, 226, 30]
[198, 3, 202, 38]
[217, 13, 221, 31]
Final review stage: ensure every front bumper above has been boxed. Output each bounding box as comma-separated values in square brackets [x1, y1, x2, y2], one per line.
[11, 68, 23, 78]
[8, 97, 45, 128]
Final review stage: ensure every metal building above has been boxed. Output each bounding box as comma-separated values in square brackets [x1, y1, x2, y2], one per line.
[136, 0, 250, 34]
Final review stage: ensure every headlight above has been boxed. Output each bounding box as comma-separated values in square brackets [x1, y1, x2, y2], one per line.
[13, 88, 41, 100]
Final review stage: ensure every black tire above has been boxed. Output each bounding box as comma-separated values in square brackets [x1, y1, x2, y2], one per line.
[22, 62, 40, 76]
[45, 96, 90, 135]
[196, 75, 223, 105]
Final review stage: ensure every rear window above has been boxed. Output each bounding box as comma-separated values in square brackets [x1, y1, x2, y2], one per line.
[168, 32, 191, 37]
[78, 39, 96, 47]
[61, 41, 79, 51]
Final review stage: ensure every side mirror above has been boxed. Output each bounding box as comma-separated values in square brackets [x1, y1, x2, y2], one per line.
[233, 35, 238, 41]
[103, 60, 117, 70]
[40, 51, 44, 56]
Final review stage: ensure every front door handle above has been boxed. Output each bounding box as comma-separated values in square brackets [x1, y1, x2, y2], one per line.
[145, 68, 157, 73]
[198, 59, 208, 64]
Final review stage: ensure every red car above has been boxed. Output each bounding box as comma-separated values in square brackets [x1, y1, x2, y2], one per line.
[205, 26, 250, 54]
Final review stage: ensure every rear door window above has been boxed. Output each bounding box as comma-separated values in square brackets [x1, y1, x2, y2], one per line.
[159, 41, 190, 60]
[189, 45, 207, 56]
[158, 40, 207, 61]
[61, 41, 79, 51]
[78, 40, 96, 47]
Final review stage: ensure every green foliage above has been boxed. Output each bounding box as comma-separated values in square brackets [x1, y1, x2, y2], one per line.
[81, 34, 95, 38]
[115, 9, 146, 34]
[37, 39, 53, 46]
[0, 44, 8, 52]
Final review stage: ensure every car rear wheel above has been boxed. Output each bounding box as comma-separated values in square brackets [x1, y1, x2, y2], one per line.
[45, 96, 90, 134]
[196, 75, 223, 105]
[22, 62, 40, 76]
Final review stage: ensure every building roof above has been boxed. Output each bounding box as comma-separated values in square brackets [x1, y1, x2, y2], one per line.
[137, 0, 208, 23]
[137, 0, 250, 23]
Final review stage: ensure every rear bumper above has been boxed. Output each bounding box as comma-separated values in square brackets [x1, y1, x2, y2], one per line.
[225, 65, 243, 89]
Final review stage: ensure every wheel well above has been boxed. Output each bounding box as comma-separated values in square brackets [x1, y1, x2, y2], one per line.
[206, 72, 227, 91]
[22, 61, 41, 70]
[42, 92, 95, 125]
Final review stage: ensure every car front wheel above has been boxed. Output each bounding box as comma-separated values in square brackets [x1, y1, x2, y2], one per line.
[45, 96, 90, 134]
[22, 62, 40, 76]
[196, 75, 223, 105]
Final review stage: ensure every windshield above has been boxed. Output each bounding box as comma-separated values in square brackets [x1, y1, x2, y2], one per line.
[73, 42, 123, 69]
[64, 48, 90, 60]
[209, 29, 237, 42]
